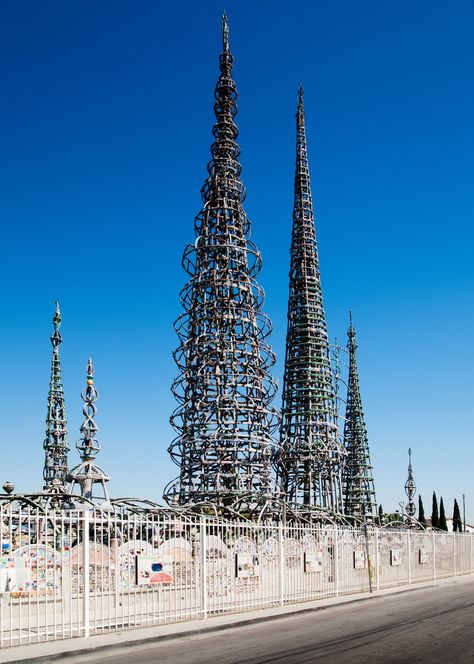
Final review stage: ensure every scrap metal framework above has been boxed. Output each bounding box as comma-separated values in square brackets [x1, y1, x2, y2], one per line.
[164, 15, 279, 515]
[342, 313, 377, 519]
[68, 358, 110, 504]
[277, 86, 345, 513]
[43, 302, 70, 492]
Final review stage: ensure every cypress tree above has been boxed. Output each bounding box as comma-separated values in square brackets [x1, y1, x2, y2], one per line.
[439, 497, 448, 531]
[431, 492, 439, 529]
[418, 495, 426, 527]
[378, 504, 384, 525]
[453, 499, 462, 533]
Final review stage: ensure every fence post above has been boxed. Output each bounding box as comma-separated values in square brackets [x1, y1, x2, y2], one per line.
[83, 510, 90, 638]
[334, 526, 339, 597]
[471, 534, 473, 574]
[407, 530, 411, 585]
[200, 516, 208, 619]
[278, 523, 285, 606]
[375, 528, 380, 591]
[453, 534, 456, 577]
[432, 531, 436, 581]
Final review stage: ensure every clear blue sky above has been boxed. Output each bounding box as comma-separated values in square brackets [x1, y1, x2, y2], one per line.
[1, 0, 473, 521]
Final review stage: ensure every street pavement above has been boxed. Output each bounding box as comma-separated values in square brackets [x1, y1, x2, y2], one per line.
[67, 577, 474, 663]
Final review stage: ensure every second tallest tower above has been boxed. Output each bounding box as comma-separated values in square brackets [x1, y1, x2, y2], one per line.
[278, 87, 345, 514]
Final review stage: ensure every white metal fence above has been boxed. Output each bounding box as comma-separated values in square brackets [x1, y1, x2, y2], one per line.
[0, 505, 472, 649]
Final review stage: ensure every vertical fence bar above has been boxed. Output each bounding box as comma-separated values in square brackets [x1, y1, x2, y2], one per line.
[407, 530, 411, 585]
[375, 528, 380, 591]
[363, 523, 373, 593]
[453, 534, 456, 576]
[278, 524, 285, 606]
[200, 516, 207, 619]
[432, 532, 436, 581]
[83, 510, 90, 638]
[469, 533, 474, 574]
[334, 526, 339, 597]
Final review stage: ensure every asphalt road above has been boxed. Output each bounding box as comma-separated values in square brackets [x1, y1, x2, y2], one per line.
[70, 578, 474, 664]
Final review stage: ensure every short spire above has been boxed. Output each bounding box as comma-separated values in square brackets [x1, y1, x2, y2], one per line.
[342, 316, 377, 519]
[68, 358, 110, 504]
[405, 447, 416, 522]
[43, 302, 69, 490]
[222, 12, 229, 53]
[77, 357, 99, 462]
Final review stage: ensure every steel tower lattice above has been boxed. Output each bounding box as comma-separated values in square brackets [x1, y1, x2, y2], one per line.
[68, 358, 110, 504]
[277, 86, 345, 513]
[164, 15, 279, 514]
[342, 313, 377, 519]
[43, 302, 69, 491]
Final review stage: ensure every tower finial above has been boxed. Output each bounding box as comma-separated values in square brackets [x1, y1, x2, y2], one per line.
[87, 357, 94, 384]
[51, 301, 62, 349]
[297, 84, 305, 119]
[348, 310, 356, 341]
[298, 83, 304, 106]
[222, 12, 229, 53]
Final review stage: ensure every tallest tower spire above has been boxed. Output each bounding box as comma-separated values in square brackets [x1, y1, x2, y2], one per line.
[278, 88, 344, 513]
[164, 16, 278, 515]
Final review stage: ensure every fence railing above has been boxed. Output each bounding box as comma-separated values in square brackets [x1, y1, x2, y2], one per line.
[0, 505, 472, 648]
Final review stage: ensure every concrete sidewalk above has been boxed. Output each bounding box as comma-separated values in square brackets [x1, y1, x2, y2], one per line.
[0, 575, 470, 664]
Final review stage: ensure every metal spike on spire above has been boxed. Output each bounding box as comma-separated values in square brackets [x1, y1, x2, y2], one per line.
[222, 12, 229, 53]
[277, 87, 345, 514]
[164, 15, 279, 515]
[68, 358, 110, 504]
[43, 302, 69, 491]
[298, 82, 304, 107]
[342, 313, 377, 519]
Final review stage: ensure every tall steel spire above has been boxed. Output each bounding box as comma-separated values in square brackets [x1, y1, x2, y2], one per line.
[342, 313, 377, 519]
[404, 447, 416, 523]
[164, 15, 278, 514]
[43, 302, 69, 490]
[68, 358, 110, 504]
[277, 87, 344, 513]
